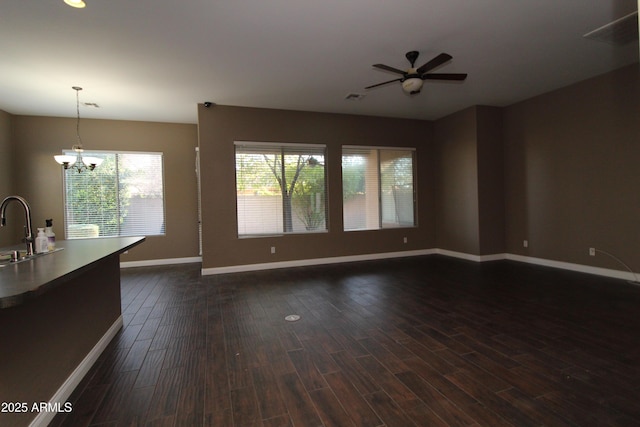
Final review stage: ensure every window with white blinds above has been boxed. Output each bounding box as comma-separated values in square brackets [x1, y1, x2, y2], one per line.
[235, 142, 327, 236]
[62, 151, 165, 239]
[342, 146, 416, 231]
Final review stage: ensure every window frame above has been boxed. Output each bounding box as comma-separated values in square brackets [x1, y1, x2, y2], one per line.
[61, 149, 166, 239]
[234, 141, 329, 238]
[341, 145, 417, 231]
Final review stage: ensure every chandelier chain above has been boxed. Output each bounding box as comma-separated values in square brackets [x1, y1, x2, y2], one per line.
[73, 86, 83, 149]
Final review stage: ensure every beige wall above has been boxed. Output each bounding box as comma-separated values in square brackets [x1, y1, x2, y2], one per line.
[197, 105, 435, 270]
[8, 116, 199, 262]
[504, 63, 639, 271]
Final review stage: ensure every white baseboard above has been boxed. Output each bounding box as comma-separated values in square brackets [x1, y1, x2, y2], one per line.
[434, 249, 506, 263]
[201, 248, 638, 284]
[29, 316, 123, 427]
[120, 256, 202, 269]
[506, 253, 639, 284]
[201, 249, 435, 275]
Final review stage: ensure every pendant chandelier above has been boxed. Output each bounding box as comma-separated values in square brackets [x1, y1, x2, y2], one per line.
[54, 86, 103, 172]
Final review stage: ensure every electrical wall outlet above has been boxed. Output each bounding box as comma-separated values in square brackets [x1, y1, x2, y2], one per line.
[271, 246, 276, 254]
[523, 240, 528, 248]
[589, 247, 596, 256]
[403, 237, 408, 244]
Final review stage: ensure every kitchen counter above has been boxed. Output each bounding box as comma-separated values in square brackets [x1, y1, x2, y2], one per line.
[0, 236, 145, 427]
[0, 236, 145, 308]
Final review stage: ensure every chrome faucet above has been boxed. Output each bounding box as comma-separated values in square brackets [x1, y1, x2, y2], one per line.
[0, 195, 35, 257]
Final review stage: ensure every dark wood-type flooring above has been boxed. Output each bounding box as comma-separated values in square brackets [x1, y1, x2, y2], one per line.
[51, 256, 640, 426]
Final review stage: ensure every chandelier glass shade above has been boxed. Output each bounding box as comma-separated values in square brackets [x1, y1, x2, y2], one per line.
[54, 86, 103, 172]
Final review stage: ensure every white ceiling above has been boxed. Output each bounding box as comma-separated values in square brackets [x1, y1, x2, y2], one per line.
[1, 0, 638, 124]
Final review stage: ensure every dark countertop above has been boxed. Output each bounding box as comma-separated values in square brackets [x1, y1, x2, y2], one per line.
[0, 236, 145, 309]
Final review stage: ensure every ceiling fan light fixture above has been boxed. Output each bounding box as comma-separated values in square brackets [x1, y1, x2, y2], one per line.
[402, 78, 423, 94]
[367, 51, 466, 94]
[64, 0, 86, 8]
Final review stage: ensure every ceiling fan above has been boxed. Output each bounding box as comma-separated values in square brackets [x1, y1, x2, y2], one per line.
[365, 51, 467, 95]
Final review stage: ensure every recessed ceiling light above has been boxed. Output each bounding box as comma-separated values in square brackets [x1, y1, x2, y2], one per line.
[64, 0, 86, 8]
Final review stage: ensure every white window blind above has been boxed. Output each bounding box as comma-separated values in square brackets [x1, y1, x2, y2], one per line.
[235, 142, 327, 236]
[342, 146, 416, 230]
[63, 151, 165, 238]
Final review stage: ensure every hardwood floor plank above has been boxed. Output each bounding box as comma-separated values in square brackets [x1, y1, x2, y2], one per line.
[326, 326, 370, 357]
[287, 348, 327, 391]
[90, 370, 139, 424]
[51, 259, 640, 427]
[323, 371, 383, 427]
[300, 337, 341, 374]
[330, 351, 380, 395]
[445, 369, 540, 427]
[231, 386, 262, 427]
[462, 351, 554, 397]
[145, 367, 186, 421]
[364, 390, 419, 427]
[403, 403, 451, 427]
[276, 372, 324, 427]
[134, 348, 167, 389]
[121, 338, 153, 372]
[252, 365, 288, 421]
[365, 327, 416, 360]
[51, 383, 108, 427]
[396, 371, 475, 427]
[262, 414, 293, 427]
[308, 387, 356, 427]
[497, 386, 574, 426]
[355, 356, 419, 410]
[358, 337, 409, 374]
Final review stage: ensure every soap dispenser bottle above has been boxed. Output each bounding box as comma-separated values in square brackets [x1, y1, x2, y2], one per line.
[45, 219, 56, 251]
[36, 228, 48, 253]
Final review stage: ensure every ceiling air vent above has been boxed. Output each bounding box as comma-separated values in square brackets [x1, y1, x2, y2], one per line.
[583, 11, 638, 46]
[345, 93, 366, 101]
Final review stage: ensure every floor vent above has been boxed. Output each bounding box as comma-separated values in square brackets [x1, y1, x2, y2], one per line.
[583, 11, 638, 46]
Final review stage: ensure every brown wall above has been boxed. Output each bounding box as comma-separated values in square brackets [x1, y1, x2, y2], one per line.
[0, 110, 21, 248]
[197, 105, 435, 270]
[433, 106, 505, 256]
[8, 116, 199, 262]
[434, 107, 480, 254]
[477, 106, 505, 255]
[504, 63, 639, 271]
[3, 64, 637, 273]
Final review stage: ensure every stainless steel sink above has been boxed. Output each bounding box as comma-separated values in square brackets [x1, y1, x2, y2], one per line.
[0, 248, 64, 267]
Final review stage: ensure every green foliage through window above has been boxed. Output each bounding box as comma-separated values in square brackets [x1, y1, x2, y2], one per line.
[62, 151, 165, 238]
[235, 143, 327, 236]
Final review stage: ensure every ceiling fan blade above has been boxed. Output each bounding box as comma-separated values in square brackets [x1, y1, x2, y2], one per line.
[422, 73, 468, 81]
[365, 78, 403, 89]
[373, 64, 406, 75]
[416, 53, 452, 75]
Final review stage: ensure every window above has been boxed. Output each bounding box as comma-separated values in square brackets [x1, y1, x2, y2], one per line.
[62, 151, 165, 238]
[235, 142, 327, 236]
[342, 146, 416, 230]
